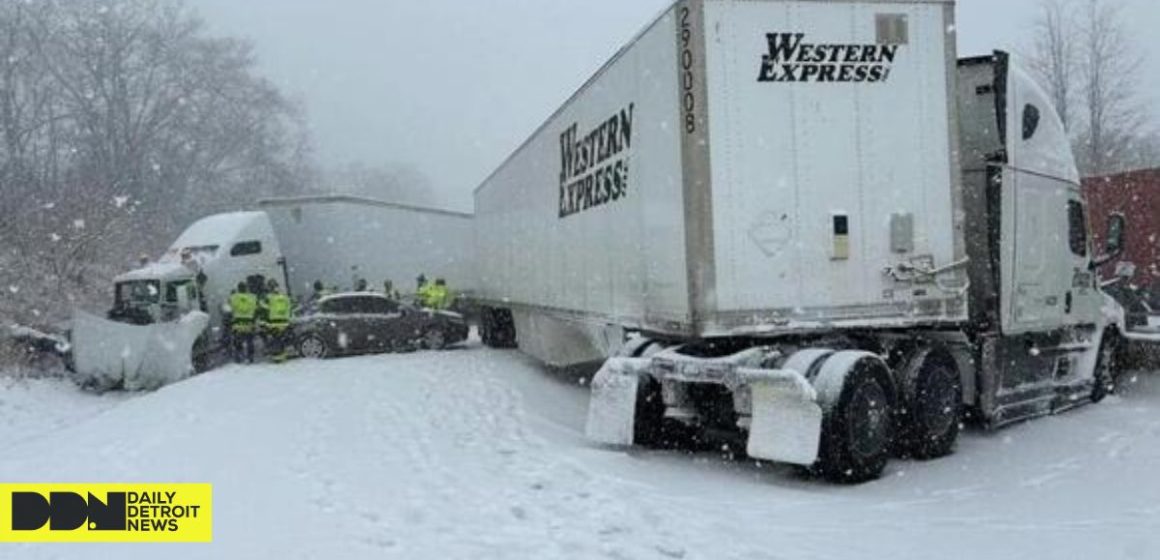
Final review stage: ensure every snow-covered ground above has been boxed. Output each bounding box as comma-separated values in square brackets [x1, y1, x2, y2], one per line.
[3, 342, 1160, 560]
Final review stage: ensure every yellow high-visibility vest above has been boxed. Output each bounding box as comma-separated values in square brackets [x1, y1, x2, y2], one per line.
[427, 285, 451, 310]
[230, 293, 258, 322]
[265, 293, 292, 325]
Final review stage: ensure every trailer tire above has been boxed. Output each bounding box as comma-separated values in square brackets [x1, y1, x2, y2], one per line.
[481, 308, 517, 349]
[479, 308, 495, 347]
[632, 376, 666, 447]
[632, 376, 694, 449]
[1091, 329, 1121, 403]
[815, 353, 895, 483]
[896, 347, 961, 460]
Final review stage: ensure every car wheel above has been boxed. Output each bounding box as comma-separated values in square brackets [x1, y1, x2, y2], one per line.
[423, 328, 447, 351]
[298, 334, 329, 359]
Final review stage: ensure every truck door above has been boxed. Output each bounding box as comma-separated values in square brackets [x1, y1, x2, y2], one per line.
[997, 57, 1086, 336]
[1064, 198, 1102, 325]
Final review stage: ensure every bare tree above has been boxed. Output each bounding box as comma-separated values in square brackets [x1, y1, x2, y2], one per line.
[0, 0, 312, 330]
[1030, 0, 1076, 131]
[1027, 0, 1151, 176]
[1075, 0, 1145, 175]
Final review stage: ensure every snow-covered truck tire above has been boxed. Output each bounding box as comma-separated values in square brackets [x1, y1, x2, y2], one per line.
[1091, 329, 1121, 403]
[895, 346, 961, 460]
[479, 307, 496, 347]
[632, 375, 695, 450]
[192, 334, 213, 374]
[633, 376, 666, 447]
[812, 352, 896, 483]
[481, 307, 517, 349]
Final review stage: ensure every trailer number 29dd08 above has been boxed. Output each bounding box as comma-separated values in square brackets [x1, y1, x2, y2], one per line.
[679, 6, 697, 135]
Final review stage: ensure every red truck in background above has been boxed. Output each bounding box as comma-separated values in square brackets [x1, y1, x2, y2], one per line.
[1085, 168, 1160, 285]
[1084, 168, 1160, 336]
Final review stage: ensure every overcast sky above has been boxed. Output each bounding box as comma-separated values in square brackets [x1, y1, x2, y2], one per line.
[194, 0, 1160, 211]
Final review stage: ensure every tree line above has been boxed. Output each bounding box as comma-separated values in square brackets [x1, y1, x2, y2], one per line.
[0, 0, 312, 326]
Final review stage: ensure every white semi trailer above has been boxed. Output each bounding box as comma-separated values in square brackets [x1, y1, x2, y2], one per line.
[259, 195, 476, 298]
[474, 0, 1132, 482]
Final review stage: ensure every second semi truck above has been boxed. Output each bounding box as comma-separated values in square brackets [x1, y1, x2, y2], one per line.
[72, 196, 475, 390]
[474, 0, 1134, 481]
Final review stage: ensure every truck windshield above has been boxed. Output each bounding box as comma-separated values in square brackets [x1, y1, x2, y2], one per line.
[165, 280, 194, 304]
[116, 280, 162, 306]
[172, 245, 220, 266]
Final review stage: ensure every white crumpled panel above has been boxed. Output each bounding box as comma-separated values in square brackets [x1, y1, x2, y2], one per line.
[71, 311, 209, 392]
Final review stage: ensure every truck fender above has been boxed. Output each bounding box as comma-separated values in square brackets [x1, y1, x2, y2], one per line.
[743, 348, 832, 466]
[812, 351, 896, 414]
[619, 335, 661, 359]
[780, 348, 836, 381]
[585, 357, 653, 447]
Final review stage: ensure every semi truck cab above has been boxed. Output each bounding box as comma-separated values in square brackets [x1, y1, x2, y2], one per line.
[110, 263, 204, 326]
[108, 212, 287, 330]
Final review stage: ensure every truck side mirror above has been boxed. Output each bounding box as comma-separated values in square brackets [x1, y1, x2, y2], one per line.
[1115, 261, 1137, 280]
[1091, 214, 1127, 272]
[1106, 214, 1126, 257]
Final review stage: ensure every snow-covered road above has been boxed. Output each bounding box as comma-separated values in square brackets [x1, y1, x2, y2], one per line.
[3, 343, 1160, 559]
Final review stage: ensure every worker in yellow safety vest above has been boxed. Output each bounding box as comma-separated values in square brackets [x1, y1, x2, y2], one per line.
[261, 280, 294, 363]
[423, 278, 453, 310]
[416, 274, 431, 306]
[228, 282, 258, 363]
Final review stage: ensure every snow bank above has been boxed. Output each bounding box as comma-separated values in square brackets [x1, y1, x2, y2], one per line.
[0, 376, 128, 449]
[3, 346, 1160, 559]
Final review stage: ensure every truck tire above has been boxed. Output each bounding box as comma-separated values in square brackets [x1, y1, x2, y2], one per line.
[896, 347, 961, 460]
[482, 308, 517, 349]
[1091, 330, 1121, 403]
[632, 376, 694, 449]
[479, 311, 494, 347]
[815, 354, 895, 483]
[633, 376, 666, 447]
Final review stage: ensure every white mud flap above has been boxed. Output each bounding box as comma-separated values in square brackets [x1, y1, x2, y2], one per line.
[71, 311, 209, 392]
[745, 371, 823, 466]
[585, 358, 651, 446]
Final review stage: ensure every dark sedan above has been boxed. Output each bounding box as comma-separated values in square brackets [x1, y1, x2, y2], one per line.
[294, 293, 469, 359]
